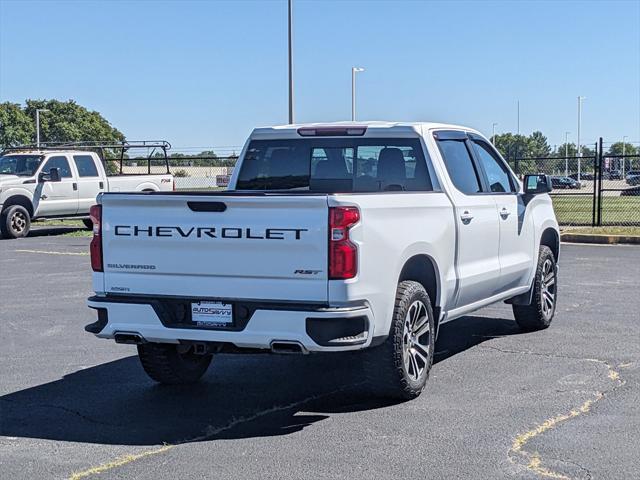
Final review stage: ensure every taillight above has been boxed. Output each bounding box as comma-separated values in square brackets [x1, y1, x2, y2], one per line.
[89, 204, 103, 272]
[329, 206, 360, 279]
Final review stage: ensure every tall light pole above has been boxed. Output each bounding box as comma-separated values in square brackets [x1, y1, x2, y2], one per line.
[492, 123, 498, 144]
[288, 0, 294, 124]
[36, 108, 49, 148]
[564, 131, 570, 177]
[351, 67, 365, 121]
[622, 135, 628, 175]
[517, 100, 520, 135]
[577, 96, 586, 182]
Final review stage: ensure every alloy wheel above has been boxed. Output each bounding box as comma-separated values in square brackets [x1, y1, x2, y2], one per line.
[402, 300, 431, 381]
[540, 259, 556, 319]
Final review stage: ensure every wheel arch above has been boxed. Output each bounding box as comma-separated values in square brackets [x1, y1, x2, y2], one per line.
[539, 227, 560, 261]
[1, 194, 34, 218]
[135, 183, 159, 192]
[397, 254, 441, 335]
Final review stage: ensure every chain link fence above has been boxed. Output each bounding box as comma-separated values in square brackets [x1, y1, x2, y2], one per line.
[103, 145, 639, 227]
[105, 156, 238, 190]
[510, 141, 640, 227]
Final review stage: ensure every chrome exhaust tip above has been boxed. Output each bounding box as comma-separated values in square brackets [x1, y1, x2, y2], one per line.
[114, 332, 146, 345]
[270, 340, 307, 355]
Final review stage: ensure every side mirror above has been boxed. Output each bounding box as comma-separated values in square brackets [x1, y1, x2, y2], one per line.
[523, 174, 552, 195]
[38, 167, 62, 183]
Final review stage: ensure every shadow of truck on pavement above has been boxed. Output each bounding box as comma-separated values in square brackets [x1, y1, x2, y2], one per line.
[0, 315, 522, 446]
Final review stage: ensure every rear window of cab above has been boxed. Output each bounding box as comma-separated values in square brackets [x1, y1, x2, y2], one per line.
[235, 138, 439, 193]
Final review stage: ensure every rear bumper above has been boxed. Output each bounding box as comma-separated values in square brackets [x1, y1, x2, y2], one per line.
[86, 296, 375, 352]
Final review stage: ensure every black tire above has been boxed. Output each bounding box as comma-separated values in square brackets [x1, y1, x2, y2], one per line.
[82, 219, 94, 230]
[137, 343, 212, 384]
[512, 245, 558, 331]
[0, 205, 31, 239]
[363, 280, 435, 400]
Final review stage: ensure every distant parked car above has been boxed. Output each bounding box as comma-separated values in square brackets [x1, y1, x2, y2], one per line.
[626, 171, 640, 186]
[551, 176, 580, 189]
[621, 186, 640, 196]
[569, 172, 594, 182]
[608, 169, 623, 180]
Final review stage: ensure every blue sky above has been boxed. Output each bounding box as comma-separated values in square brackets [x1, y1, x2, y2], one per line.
[1, 0, 639, 152]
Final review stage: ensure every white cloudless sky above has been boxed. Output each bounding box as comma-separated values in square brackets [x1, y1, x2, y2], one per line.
[1, 0, 639, 151]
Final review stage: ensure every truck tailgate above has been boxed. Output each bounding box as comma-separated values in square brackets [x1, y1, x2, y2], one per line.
[100, 193, 329, 302]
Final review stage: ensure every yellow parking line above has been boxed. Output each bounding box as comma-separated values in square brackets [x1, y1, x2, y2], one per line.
[67, 384, 359, 479]
[15, 249, 89, 256]
[509, 358, 624, 478]
[68, 445, 174, 480]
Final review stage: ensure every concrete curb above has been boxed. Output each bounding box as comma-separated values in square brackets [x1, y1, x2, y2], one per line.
[561, 233, 640, 245]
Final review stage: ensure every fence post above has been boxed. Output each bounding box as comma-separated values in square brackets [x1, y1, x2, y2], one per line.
[597, 138, 604, 226]
[591, 141, 598, 227]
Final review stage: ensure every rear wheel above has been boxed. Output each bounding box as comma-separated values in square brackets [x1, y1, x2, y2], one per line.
[137, 343, 213, 384]
[0, 205, 31, 239]
[512, 245, 557, 331]
[363, 280, 435, 400]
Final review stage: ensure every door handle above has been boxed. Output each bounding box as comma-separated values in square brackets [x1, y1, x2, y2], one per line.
[73, 183, 78, 191]
[500, 208, 511, 219]
[460, 211, 474, 224]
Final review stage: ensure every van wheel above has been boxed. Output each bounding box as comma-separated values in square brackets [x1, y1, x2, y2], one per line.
[82, 219, 94, 230]
[0, 205, 31, 239]
[512, 245, 557, 331]
[137, 343, 212, 384]
[363, 280, 435, 400]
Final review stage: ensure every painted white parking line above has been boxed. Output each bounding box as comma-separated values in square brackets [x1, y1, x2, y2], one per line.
[15, 249, 89, 256]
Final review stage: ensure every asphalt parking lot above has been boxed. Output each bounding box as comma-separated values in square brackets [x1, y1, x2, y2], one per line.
[1, 234, 638, 479]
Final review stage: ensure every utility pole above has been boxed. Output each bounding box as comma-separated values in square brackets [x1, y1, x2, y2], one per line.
[564, 131, 570, 177]
[517, 100, 520, 135]
[492, 123, 498, 144]
[622, 135, 628, 175]
[577, 96, 586, 182]
[36, 108, 49, 148]
[288, 0, 294, 124]
[351, 67, 365, 121]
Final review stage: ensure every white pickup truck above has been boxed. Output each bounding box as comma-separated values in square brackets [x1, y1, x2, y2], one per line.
[0, 147, 174, 238]
[86, 122, 559, 399]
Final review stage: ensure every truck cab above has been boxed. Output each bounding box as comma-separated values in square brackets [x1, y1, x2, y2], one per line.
[0, 142, 174, 238]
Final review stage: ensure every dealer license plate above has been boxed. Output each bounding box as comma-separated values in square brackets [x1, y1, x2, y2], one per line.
[191, 301, 233, 327]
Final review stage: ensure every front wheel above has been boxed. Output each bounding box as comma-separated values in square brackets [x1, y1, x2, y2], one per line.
[512, 245, 558, 331]
[0, 205, 31, 239]
[363, 280, 435, 400]
[137, 343, 213, 384]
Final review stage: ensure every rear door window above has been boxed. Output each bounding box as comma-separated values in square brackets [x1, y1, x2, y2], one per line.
[436, 139, 482, 194]
[73, 155, 100, 177]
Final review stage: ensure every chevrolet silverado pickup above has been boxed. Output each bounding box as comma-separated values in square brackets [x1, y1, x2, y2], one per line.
[86, 122, 559, 399]
[0, 142, 174, 238]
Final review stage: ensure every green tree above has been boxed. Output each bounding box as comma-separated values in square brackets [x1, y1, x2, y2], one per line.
[528, 131, 551, 158]
[24, 99, 125, 144]
[527, 131, 552, 173]
[608, 142, 638, 156]
[580, 145, 595, 157]
[0, 102, 35, 147]
[555, 143, 577, 157]
[493, 133, 536, 174]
